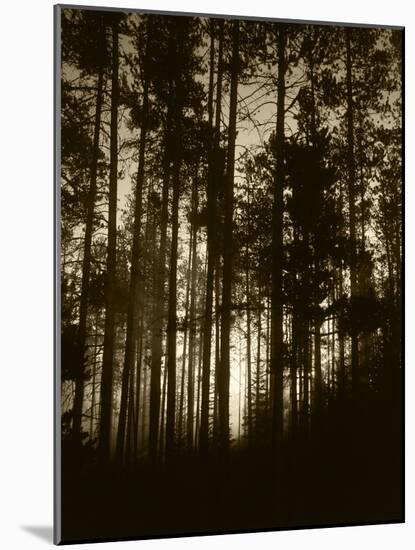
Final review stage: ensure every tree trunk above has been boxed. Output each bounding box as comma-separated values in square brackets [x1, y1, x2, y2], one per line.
[265, 295, 270, 415]
[115, 73, 149, 463]
[200, 20, 223, 456]
[314, 319, 322, 414]
[270, 25, 286, 458]
[134, 322, 143, 460]
[187, 183, 199, 449]
[89, 310, 100, 440]
[345, 28, 359, 398]
[302, 321, 310, 435]
[291, 308, 298, 432]
[158, 363, 167, 461]
[141, 364, 148, 447]
[165, 157, 181, 460]
[338, 179, 346, 398]
[178, 228, 193, 448]
[149, 98, 172, 464]
[213, 260, 221, 439]
[125, 341, 136, 467]
[246, 266, 253, 444]
[72, 24, 104, 442]
[256, 296, 262, 416]
[98, 21, 119, 464]
[195, 319, 204, 445]
[218, 19, 239, 456]
[238, 337, 242, 445]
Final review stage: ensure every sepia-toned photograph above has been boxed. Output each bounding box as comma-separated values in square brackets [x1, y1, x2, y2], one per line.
[55, 4, 403, 544]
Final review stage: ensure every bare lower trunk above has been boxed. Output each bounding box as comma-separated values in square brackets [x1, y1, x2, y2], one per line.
[256, 298, 261, 415]
[72, 27, 104, 441]
[218, 19, 239, 456]
[246, 268, 252, 444]
[116, 74, 149, 463]
[187, 184, 199, 449]
[178, 230, 193, 447]
[98, 21, 119, 464]
[345, 28, 359, 398]
[270, 25, 286, 459]
[200, 20, 223, 456]
[165, 159, 181, 460]
[149, 108, 171, 463]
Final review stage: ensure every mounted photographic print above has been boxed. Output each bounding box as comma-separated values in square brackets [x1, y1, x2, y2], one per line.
[54, 3, 404, 544]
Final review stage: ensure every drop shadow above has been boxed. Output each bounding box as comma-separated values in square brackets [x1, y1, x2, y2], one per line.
[21, 525, 53, 543]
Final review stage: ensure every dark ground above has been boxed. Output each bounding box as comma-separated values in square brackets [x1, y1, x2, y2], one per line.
[60, 392, 403, 544]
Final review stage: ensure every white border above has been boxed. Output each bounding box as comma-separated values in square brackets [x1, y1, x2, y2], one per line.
[0, 1, 411, 548]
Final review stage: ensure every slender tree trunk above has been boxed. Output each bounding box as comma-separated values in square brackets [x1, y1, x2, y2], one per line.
[218, 19, 239, 456]
[165, 157, 181, 460]
[134, 323, 143, 460]
[89, 310, 100, 440]
[314, 318, 322, 408]
[213, 262, 221, 438]
[246, 266, 253, 444]
[307, 31, 323, 425]
[357, 114, 366, 251]
[115, 74, 150, 463]
[345, 28, 359, 398]
[302, 321, 310, 435]
[238, 336, 242, 445]
[331, 294, 336, 392]
[270, 25, 286, 458]
[187, 184, 199, 449]
[309, 29, 318, 142]
[98, 21, 119, 464]
[299, 346, 304, 417]
[165, 24, 186, 461]
[256, 296, 262, 415]
[195, 320, 204, 445]
[159, 364, 167, 461]
[291, 309, 298, 432]
[131, 179, 154, 460]
[125, 344, 136, 467]
[149, 99, 172, 464]
[72, 27, 104, 441]
[338, 178, 346, 398]
[381, 178, 401, 376]
[178, 229, 193, 447]
[313, 250, 323, 420]
[265, 295, 270, 415]
[141, 365, 148, 447]
[200, 20, 223, 456]
[195, 256, 208, 445]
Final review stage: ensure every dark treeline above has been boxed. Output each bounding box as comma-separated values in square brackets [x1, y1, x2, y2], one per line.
[59, 7, 402, 543]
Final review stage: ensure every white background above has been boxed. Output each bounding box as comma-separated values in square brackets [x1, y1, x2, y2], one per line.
[0, 0, 412, 548]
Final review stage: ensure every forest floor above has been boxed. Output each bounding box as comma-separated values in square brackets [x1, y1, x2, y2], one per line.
[60, 395, 403, 544]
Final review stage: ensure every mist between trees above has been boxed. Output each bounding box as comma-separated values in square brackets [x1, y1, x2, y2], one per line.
[59, 7, 402, 541]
